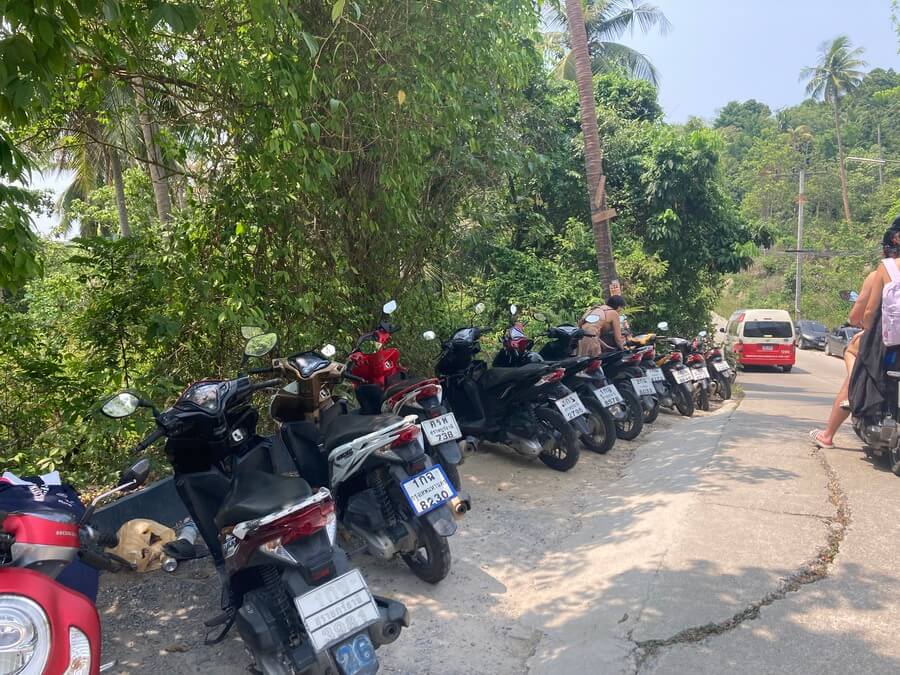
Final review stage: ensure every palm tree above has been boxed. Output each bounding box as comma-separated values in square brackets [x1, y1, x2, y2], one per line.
[564, 0, 618, 293]
[800, 36, 867, 224]
[549, 1, 671, 85]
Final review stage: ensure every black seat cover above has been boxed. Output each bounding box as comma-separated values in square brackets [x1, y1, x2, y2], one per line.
[215, 470, 312, 529]
[321, 413, 403, 451]
[382, 376, 428, 401]
[480, 364, 549, 391]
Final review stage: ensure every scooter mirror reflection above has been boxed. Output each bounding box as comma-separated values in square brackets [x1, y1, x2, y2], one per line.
[534, 312, 547, 322]
[422, 331, 436, 341]
[510, 304, 518, 316]
[839, 290, 859, 303]
[244, 332, 278, 357]
[657, 321, 669, 332]
[321, 344, 337, 358]
[584, 314, 600, 324]
[699, 330, 708, 338]
[383, 300, 398, 315]
[474, 302, 486, 315]
[101, 392, 140, 419]
[119, 458, 151, 488]
[241, 326, 265, 339]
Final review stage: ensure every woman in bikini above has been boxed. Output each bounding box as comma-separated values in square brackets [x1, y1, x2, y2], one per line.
[578, 296, 627, 357]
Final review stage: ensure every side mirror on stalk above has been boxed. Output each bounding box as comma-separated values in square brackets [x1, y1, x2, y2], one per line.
[241, 326, 265, 339]
[510, 304, 518, 316]
[533, 312, 547, 322]
[321, 344, 337, 358]
[100, 392, 141, 419]
[119, 458, 151, 489]
[383, 300, 398, 315]
[657, 322, 669, 332]
[584, 314, 600, 324]
[422, 331, 436, 341]
[474, 302, 486, 315]
[244, 332, 278, 357]
[699, 330, 708, 338]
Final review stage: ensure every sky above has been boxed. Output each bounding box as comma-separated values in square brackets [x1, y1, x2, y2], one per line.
[618, 0, 900, 123]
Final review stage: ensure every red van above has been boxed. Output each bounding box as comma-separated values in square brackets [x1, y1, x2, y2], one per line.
[725, 309, 796, 372]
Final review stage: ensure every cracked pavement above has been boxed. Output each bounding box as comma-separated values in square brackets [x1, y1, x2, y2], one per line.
[99, 349, 900, 674]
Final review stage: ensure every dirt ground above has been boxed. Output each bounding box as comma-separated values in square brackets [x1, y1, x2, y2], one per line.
[98, 405, 715, 674]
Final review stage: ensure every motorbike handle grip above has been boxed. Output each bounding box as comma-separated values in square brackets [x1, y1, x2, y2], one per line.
[133, 427, 165, 454]
[248, 365, 275, 375]
[344, 372, 366, 384]
[251, 378, 282, 392]
[95, 529, 119, 548]
[79, 549, 121, 573]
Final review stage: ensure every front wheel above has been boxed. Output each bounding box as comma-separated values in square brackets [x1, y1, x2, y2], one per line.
[581, 397, 617, 454]
[536, 407, 580, 471]
[673, 383, 694, 417]
[642, 397, 660, 424]
[401, 521, 451, 584]
[716, 374, 732, 401]
[696, 383, 710, 411]
[614, 386, 645, 440]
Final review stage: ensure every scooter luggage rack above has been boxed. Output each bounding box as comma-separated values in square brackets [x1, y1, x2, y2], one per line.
[232, 488, 334, 540]
[328, 415, 420, 461]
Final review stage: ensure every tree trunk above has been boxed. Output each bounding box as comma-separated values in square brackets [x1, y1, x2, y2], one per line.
[831, 97, 852, 224]
[565, 0, 618, 296]
[134, 78, 172, 223]
[107, 148, 131, 237]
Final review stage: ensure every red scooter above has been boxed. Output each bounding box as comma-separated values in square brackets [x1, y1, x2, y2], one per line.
[0, 460, 149, 675]
[346, 300, 466, 490]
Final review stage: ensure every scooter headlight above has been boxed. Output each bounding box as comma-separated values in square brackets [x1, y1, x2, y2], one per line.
[0, 596, 50, 675]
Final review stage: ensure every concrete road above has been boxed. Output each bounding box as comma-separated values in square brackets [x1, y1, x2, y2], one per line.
[99, 347, 900, 674]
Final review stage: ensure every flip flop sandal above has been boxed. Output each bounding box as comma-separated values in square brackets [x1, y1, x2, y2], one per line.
[809, 429, 834, 449]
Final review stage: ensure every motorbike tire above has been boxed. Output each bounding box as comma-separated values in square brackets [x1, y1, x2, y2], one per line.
[716, 374, 732, 401]
[439, 460, 462, 491]
[536, 407, 580, 471]
[614, 386, 645, 441]
[401, 520, 451, 584]
[581, 397, 617, 454]
[642, 397, 660, 424]
[673, 383, 694, 417]
[783, 365, 793, 373]
[697, 384, 710, 411]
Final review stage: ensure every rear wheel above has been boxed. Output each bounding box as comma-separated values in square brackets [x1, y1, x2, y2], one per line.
[642, 397, 660, 424]
[716, 375, 732, 401]
[673, 383, 694, 417]
[536, 407, 580, 471]
[890, 445, 900, 477]
[581, 398, 616, 454]
[614, 386, 645, 440]
[402, 521, 451, 584]
[696, 384, 710, 411]
[825, 343, 831, 356]
[783, 365, 793, 373]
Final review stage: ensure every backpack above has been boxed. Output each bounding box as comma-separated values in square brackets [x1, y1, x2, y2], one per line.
[882, 259, 900, 346]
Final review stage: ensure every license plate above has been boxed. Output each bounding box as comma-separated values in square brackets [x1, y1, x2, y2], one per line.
[672, 368, 693, 384]
[692, 367, 709, 381]
[594, 385, 624, 407]
[648, 368, 666, 382]
[294, 569, 380, 653]
[631, 376, 656, 397]
[333, 633, 379, 675]
[401, 465, 456, 516]
[761, 345, 774, 351]
[420, 412, 462, 445]
[713, 361, 731, 373]
[555, 392, 588, 421]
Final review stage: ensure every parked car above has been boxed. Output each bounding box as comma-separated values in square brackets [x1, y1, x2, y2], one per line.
[825, 326, 862, 358]
[723, 308, 796, 372]
[795, 319, 828, 350]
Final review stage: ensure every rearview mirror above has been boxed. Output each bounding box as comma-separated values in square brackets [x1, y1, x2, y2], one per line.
[244, 332, 278, 357]
[584, 314, 600, 324]
[510, 304, 518, 316]
[101, 392, 140, 419]
[719, 327, 726, 333]
[699, 330, 708, 338]
[657, 322, 669, 332]
[422, 331, 436, 341]
[119, 458, 151, 488]
[474, 302, 486, 315]
[321, 344, 336, 358]
[241, 326, 264, 339]
[534, 312, 547, 322]
[383, 300, 398, 315]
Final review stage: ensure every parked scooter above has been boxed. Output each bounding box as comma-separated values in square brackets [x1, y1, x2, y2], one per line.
[650, 322, 696, 417]
[345, 300, 465, 489]
[669, 335, 711, 411]
[0, 460, 146, 675]
[491, 306, 604, 453]
[259, 339, 466, 584]
[432, 304, 580, 471]
[100, 352, 408, 674]
[699, 333, 733, 400]
[599, 347, 656, 440]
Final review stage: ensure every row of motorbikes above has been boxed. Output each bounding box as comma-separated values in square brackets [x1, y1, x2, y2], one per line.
[0, 300, 736, 675]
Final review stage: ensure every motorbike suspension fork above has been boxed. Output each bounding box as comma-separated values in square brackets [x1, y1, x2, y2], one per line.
[370, 468, 401, 526]
[260, 565, 302, 648]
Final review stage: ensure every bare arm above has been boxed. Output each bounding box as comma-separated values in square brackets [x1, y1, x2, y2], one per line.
[858, 268, 884, 330]
[611, 310, 625, 349]
[848, 273, 873, 328]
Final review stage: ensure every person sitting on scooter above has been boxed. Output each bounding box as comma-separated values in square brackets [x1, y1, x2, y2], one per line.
[578, 296, 627, 356]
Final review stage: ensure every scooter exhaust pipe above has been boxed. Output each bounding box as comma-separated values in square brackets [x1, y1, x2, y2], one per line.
[450, 492, 472, 519]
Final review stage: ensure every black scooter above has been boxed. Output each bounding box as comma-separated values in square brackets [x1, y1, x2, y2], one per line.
[100, 351, 408, 675]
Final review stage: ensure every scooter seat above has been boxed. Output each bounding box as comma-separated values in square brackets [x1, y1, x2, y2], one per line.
[382, 376, 429, 401]
[480, 364, 549, 390]
[321, 413, 404, 452]
[215, 470, 312, 529]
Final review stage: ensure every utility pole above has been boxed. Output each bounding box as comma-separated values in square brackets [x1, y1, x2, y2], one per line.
[877, 124, 885, 187]
[795, 169, 806, 320]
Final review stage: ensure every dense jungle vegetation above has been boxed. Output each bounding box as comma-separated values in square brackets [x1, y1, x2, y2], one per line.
[0, 0, 894, 485]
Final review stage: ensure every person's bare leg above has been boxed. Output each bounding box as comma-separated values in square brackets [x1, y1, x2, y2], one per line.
[815, 348, 858, 446]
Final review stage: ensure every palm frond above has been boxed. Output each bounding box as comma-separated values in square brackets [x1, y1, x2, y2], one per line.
[590, 41, 660, 85]
[586, 0, 671, 42]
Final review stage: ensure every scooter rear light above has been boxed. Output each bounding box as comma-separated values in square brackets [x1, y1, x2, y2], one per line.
[536, 368, 565, 386]
[642, 347, 656, 360]
[275, 499, 336, 546]
[414, 384, 440, 401]
[391, 425, 421, 448]
[586, 359, 602, 373]
[669, 352, 682, 362]
[687, 354, 704, 365]
[624, 352, 642, 363]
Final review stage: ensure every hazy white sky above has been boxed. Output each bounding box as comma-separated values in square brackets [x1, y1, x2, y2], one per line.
[620, 0, 899, 122]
